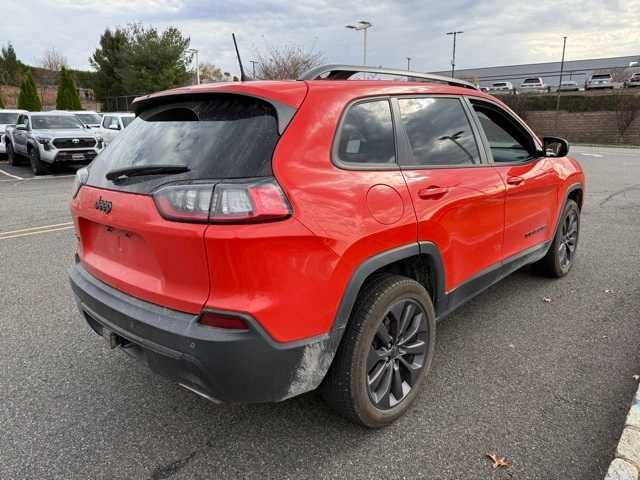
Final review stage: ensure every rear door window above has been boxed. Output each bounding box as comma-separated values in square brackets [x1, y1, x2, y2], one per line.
[334, 99, 396, 166]
[86, 95, 280, 194]
[397, 97, 480, 167]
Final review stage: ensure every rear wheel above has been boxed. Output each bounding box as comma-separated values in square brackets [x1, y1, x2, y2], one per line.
[29, 147, 48, 176]
[7, 142, 20, 166]
[321, 274, 436, 428]
[535, 199, 580, 277]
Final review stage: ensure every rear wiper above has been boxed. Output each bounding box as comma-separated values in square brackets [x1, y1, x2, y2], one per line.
[106, 164, 190, 181]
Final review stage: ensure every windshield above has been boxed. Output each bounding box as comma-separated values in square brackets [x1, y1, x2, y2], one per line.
[591, 74, 611, 80]
[31, 115, 83, 129]
[0, 112, 20, 124]
[86, 95, 280, 194]
[493, 83, 507, 87]
[75, 113, 102, 125]
[121, 116, 134, 127]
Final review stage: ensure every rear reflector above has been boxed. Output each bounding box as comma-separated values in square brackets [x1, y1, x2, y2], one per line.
[199, 312, 248, 330]
[152, 178, 291, 224]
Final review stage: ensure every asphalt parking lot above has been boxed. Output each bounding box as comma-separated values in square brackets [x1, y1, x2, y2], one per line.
[1, 146, 639, 480]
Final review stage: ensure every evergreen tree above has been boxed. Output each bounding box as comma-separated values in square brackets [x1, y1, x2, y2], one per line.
[17, 71, 41, 111]
[56, 67, 82, 110]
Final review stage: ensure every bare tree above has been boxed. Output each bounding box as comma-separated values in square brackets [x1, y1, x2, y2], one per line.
[612, 90, 640, 142]
[198, 62, 225, 83]
[40, 47, 67, 71]
[256, 45, 323, 80]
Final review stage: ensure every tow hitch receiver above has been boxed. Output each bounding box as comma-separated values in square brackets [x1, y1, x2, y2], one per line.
[103, 328, 122, 349]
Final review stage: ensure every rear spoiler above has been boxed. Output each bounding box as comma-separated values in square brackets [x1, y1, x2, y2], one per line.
[131, 91, 297, 135]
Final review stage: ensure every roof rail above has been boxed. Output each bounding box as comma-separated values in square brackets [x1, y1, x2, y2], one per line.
[298, 64, 479, 90]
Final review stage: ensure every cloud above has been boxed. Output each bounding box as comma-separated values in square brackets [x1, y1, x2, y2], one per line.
[3, 0, 639, 78]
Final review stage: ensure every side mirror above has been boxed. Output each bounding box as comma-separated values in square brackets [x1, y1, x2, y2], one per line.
[542, 137, 569, 157]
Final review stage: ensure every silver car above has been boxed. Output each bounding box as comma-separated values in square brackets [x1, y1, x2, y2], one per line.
[488, 81, 515, 94]
[519, 77, 547, 93]
[0, 109, 27, 155]
[625, 72, 640, 88]
[586, 73, 614, 90]
[558, 80, 580, 92]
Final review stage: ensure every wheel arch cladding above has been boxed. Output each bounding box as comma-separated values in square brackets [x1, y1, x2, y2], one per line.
[292, 243, 445, 397]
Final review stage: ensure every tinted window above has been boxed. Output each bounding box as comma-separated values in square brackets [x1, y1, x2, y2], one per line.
[31, 115, 83, 129]
[86, 95, 280, 194]
[397, 97, 480, 166]
[336, 100, 395, 165]
[471, 100, 533, 163]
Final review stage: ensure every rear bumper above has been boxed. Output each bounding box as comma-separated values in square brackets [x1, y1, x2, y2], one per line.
[69, 263, 332, 403]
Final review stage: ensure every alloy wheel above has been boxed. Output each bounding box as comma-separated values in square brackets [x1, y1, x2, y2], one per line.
[366, 298, 428, 410]
[558, 209, 579, 270]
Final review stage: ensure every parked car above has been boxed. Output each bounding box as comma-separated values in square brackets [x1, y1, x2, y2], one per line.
[625, 72, 640, 88]
[586, 73, 614, 90]
[0, 109, 27, 155]
[488, 81, 515, 94]
[5, 111, 104, 174]
[69, 111, 103, 129]
[519, 77, 547, 93]
[98, 112, 135, 144]
[69, 65, 585, 427]
[558, 80, 580, 92]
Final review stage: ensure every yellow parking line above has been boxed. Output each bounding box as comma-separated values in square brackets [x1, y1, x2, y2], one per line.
[0, 225, 74, 241]
[0, 222, 74, 236]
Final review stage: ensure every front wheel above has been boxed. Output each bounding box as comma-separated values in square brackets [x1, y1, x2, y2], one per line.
[535, 199, 580, 277]
[29, 147, 48, 175]
[321, 274, 436, 428]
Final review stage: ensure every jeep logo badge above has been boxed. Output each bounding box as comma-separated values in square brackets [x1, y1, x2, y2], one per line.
[72, 138, 80, 144]
[95, 197, 112, 214]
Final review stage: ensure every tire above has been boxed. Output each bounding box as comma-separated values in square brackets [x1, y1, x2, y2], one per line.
[7, 142, 20, 166]
[29, 147, 48, 175]
[535, 199, 580, 277]
[321, 274, 436, 428]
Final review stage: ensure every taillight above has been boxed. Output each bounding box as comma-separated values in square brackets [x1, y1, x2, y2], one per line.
[199, 312, 247, 330]
[152, 178, 291, 224]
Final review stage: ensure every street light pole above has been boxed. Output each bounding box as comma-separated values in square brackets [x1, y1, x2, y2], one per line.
[446, 31, 464, 77]
[556, 36, 568, 112]
[406, 57, 411, 70]
[249, 60, 258, 79]
[188, 48, 200, 85]
[346, 21, 373, 65]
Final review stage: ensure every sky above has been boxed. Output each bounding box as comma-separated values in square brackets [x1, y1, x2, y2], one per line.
[3, 0, 640, 76]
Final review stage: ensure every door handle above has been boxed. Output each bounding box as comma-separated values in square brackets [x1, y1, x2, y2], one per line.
[418, 186, 449, 199]
[507, 176, 524, 185]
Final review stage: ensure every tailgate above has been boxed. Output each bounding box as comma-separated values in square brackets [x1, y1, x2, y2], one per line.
[71, 186, 210, 314]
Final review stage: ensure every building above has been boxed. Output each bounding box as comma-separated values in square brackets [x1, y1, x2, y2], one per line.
[430, 54, 640, 88]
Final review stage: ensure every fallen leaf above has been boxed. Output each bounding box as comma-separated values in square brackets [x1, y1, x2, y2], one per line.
[485, 453, 511, 469]
[543, 297, 552, 303]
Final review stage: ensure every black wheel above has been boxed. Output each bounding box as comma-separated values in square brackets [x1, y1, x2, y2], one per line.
[321, 274, 436, 428]
[7, 142, 20, 166]
[535, 199, 580, 277]
[29, 147, 48, 175]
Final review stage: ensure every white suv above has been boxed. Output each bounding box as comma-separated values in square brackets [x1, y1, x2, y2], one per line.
[519, 77, 547, 93]
[99, 112, 135, 144]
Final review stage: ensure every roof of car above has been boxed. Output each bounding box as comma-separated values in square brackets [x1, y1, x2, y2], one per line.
[100, 112, 135, 116]
[0, 109, 27, 113]
[28, 111, 76, 116]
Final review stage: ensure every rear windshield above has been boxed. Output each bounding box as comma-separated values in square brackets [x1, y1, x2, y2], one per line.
[0, 112, 19, 124]
[591, 74, 611, 79]
[75, 113, 102, 125]
[32, 115, 83, 129]
[493, 83, 507, 87]
[86, 95, 280, 194]
[522, 78, 541, 84]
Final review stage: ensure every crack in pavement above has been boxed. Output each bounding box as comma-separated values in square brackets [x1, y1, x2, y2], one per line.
[599, 184, 640, 206]
[150, 451, 198, 480]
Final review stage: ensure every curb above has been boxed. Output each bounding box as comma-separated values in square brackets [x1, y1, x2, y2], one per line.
[573, 143, 640, 149]
[605, 384, 640, 480]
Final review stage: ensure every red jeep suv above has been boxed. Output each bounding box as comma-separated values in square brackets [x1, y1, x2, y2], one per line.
[69, 65, 585, 427]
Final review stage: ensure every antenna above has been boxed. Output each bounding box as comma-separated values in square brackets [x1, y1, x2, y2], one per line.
[232, 33, 247, 81]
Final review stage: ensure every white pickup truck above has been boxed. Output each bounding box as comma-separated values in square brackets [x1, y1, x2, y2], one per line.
[5, 111, 104, 175]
